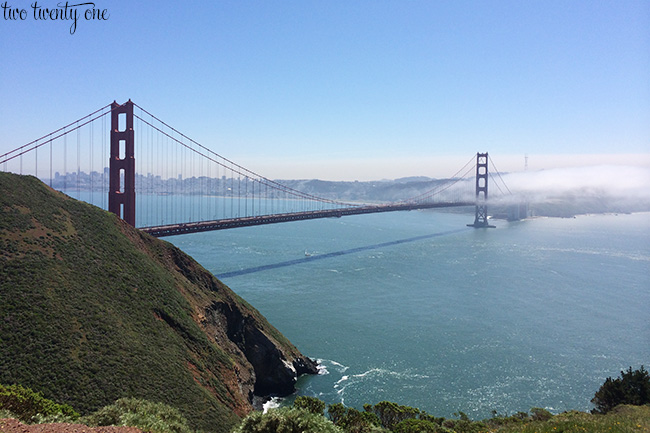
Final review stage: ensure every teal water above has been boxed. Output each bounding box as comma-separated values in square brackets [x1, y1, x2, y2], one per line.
[167, 210, 650, 418]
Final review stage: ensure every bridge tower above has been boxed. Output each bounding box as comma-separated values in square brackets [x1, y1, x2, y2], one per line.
[108, 100, 136, 226]
[468, 152, 495, 228]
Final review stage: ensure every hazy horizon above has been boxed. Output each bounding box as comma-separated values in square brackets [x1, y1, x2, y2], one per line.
[242, 153, 650, 182]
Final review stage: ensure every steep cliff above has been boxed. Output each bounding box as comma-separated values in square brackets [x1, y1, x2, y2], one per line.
[0, 172, 317, 433]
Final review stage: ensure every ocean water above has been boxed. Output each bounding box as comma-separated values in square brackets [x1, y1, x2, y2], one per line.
[167, 210, 650, 419]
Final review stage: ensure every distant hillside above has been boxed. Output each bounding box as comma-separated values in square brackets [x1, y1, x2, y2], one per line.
[277, 176, 650, 217]
[275, 178, 447, 203]
[0, 173, 317, 433]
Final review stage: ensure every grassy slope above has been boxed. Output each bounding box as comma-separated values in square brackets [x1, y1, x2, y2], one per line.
[0, 173, 302, 433]
[490, 405, 650, 433]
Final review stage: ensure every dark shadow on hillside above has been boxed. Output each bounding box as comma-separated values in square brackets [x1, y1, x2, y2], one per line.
[216, 227, 471, 279]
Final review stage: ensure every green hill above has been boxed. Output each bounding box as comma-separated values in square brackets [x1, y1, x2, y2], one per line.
[0, 172, 317, 433]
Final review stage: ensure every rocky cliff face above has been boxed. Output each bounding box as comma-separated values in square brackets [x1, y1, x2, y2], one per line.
[205, 301, 317, 397]
[164, 243, 318, 401]
[0, 172, 317, 433]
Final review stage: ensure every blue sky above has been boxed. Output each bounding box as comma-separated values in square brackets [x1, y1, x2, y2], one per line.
[1, 0, 648, 180]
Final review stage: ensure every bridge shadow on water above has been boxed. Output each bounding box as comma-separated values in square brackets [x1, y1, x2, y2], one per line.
[216, 227, 471, 279]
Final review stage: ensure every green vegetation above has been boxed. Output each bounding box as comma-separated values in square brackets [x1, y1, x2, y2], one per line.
[0, 386, 194, 433]
[327, 402, 384, 432]
[592, 366, 650, 414]
[293, 396, 326, 416]
[81, 397, 195, 433]
[0, 384, 79, 423]
[6, 383, 645, 433]
[228, 398, 650, 433]
[239, 374, 650, 433]
[5, 383, 645, 433]
[233, 407, 343, 433]
[0, 173, 309, 433]
[488, 405, 650, 433]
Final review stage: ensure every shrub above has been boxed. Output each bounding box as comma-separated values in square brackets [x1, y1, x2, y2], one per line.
[591, 366, 650, 414]
[393, 418, 452, 433]
[0, 384, 79, 423]
[530, 407, 553, 421]
[327, 403, 384, 433]
[81, 398, 194, 433]
[327, 403, 347, 426]
[293, 396, 326, 416]
[233, 407, 342, 433]
[363, 401, 419, 430]
[418, 411, 445, 426]
[440, 413, 487, 433]
[340, 408, 383, 433]
[449, 419, 487, 433]
[0, 409, 18, 419]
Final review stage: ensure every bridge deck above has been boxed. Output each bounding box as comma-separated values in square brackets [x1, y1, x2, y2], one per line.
[140, 202, 473, 237]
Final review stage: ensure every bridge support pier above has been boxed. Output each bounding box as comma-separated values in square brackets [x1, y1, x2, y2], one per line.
[108, 100, 136, 226]
[468, 152, 495, 228]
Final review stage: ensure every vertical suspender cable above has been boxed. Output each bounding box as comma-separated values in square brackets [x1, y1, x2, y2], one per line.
[76, 121, 80, 199]
[199, 155, 202, 221]
[205, 158, 209, 220]
[63, 127, 67, 191]
[49, 134, 53, 187]
[90, 119, 93, 206]
[100, 113, 104, 209]
[151, 113, 159, 224]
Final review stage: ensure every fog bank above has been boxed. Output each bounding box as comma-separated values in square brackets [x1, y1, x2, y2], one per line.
[492, 165, 650, 216]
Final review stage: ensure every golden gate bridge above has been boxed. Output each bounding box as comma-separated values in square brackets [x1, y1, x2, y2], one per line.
[0, 100, 512, 236]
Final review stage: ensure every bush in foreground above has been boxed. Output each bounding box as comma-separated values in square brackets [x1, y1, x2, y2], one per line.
[293, 396, 326, 416]
[81, 397, 194, 433]
[591, 366, 650, 414]
[492, 405, 650, 433]
[233, 407, 343, 433]
[393, 418, 452, 433]
[0, 409, 18, 419]
[328, 402, 385, 432]
[0, 384, 79, 423]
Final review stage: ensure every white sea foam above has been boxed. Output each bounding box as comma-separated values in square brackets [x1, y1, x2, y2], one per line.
[318, 359, 349, 374]
[316, 360, 330, 375]
[330, 360, 350, 373]
[262, 397, 281, 413]
[335, 375, 349, 386]
[349, 368, 430, 381]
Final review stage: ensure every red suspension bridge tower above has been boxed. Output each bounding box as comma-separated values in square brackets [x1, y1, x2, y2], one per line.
[108, 100, 136, 226]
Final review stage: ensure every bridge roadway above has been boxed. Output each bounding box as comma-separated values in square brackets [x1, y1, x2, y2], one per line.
[140, 202, 474, 237]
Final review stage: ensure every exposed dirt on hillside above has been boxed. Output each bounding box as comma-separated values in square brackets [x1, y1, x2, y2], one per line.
[0, 419, 143, 433]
